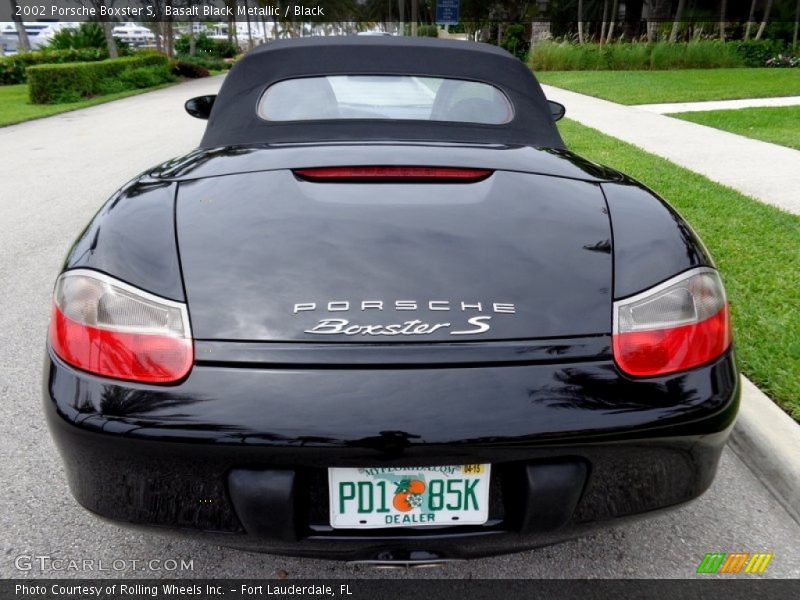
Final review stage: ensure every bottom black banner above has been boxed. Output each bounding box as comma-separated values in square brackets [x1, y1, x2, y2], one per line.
[1, 579, 798, 600]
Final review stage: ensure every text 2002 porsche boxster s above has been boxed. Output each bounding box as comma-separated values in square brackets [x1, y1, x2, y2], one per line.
[44, 37, 738, 563]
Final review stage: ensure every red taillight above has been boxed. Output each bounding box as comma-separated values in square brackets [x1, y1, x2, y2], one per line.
[293, 166, 492, 182]
[612, 268, 732, 377]
[48, 270, 193, 384]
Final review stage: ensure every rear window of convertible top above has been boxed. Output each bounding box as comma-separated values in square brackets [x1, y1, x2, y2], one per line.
[257, 75, 514, 125]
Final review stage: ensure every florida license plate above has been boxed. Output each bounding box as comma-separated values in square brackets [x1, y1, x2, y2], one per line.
[328, 464, 490, 529]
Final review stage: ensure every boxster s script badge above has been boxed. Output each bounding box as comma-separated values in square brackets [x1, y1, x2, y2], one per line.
[293, 300, 516, 337]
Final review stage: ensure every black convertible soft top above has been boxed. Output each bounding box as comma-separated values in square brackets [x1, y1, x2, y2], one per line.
[200, 36, 564, 149]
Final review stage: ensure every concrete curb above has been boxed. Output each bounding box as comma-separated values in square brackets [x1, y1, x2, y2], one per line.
[729, 376, 800, 524]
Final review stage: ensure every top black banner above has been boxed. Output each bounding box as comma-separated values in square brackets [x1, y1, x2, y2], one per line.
[1, 1, 799, 24]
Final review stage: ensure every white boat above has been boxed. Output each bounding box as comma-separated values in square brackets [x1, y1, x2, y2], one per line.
[112, 22, 157, 48]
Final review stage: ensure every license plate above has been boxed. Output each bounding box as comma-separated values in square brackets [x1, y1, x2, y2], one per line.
[328, 464, 490, 529]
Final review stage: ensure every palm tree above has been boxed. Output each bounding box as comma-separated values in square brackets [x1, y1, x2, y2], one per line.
[794, 0, 800, 50]
[644, 0, 672, 42]
[9, 0, 30, 52]
[188, 21, 196, 56]
[745, 0, 758, 40]
[398, 0, 405, 36]
[756, 0, 774, 40]
[578, 0, 584, 44]
[85, 0, 118, 58]
[670, 0, 686, 42]
[719, 0, 727, 41]
[606, 0, 619, 43]
[243, 0, 253, 50]
[600, 0, 610, 45]
[792, 0, 800, 51]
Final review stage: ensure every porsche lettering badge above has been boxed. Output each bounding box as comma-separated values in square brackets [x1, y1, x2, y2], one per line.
[293, 301, 515, 336]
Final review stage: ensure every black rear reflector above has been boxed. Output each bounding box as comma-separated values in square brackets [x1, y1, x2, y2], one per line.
[293, 166, 493, 183]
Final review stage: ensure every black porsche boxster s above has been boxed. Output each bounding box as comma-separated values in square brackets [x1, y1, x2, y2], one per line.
[44, 37, 738, 563]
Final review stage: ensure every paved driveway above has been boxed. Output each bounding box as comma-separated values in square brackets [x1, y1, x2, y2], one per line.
[541, 84, 800, 215]
[1, 77, 798, 579]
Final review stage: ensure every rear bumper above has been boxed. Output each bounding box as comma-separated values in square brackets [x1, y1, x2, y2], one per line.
[43, 350, 739, 560]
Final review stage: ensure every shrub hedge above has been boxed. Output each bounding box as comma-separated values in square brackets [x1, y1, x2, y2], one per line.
[172, 59, 211, 79]
[27, 55, 173, 104]
[174, 53, 232, 72]
[0, 47, 132, 85]
[732, 39, 787, 66]
[529, 39, 786, 71]
[174, 32, 239, 58]
[417, 24, 439, 37]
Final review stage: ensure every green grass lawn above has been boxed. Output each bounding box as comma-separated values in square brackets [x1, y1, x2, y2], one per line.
[671, 105, 800, 150]
[537, 69, 800, 105]
[557, 119, 800, 420]
[0, 82, 178, 128]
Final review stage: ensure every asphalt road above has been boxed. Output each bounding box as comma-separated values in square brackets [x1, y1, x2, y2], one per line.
[1, 77, 798, 579]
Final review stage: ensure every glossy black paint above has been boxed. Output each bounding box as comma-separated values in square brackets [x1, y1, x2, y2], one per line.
[48, 137, 734, 558]
[44, 350, 738, 558]
[63, 177, 185, 302]
[185, 95, 216, 120]
[47, 350, 738, 443]
[150, 143, 623, 183]
[602, 181, 713, 298]
[193, 336, 611, 366]
[177, 169, 612, 342]
[63, 143, 708, 313]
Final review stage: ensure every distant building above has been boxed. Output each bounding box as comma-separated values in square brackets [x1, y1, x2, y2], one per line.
[112, 22, 156, 49]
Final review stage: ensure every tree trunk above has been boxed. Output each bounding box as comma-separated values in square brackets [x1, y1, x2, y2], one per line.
[719, 0, 727, 41]
[670, 0, 686, 42]
[102, 20, 118, 59]
[794, 0, 800, 50]
[189, 22, 196, 56]
[411, 0, 417, 37]
[643, 0, 671, 42]
[86, 1, 119, 58]
[745, 0, 757, 40]
[260, 15, 269, 44]
[244, 0, 253, 50]
[398, 0, 405, 36]
[10, 0, 30, 52]
[94, 1, 118, 59]
[600, 0, 609, 44]
[578, 0, 584, 43]
[645, 0, 655, 41]
[756, 0, 774, 40]
[624, 0, 643, 40]
[607, 0, 619, 43]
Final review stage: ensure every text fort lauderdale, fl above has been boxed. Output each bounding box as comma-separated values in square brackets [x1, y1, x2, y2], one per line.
[166, 4, 324, 18]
